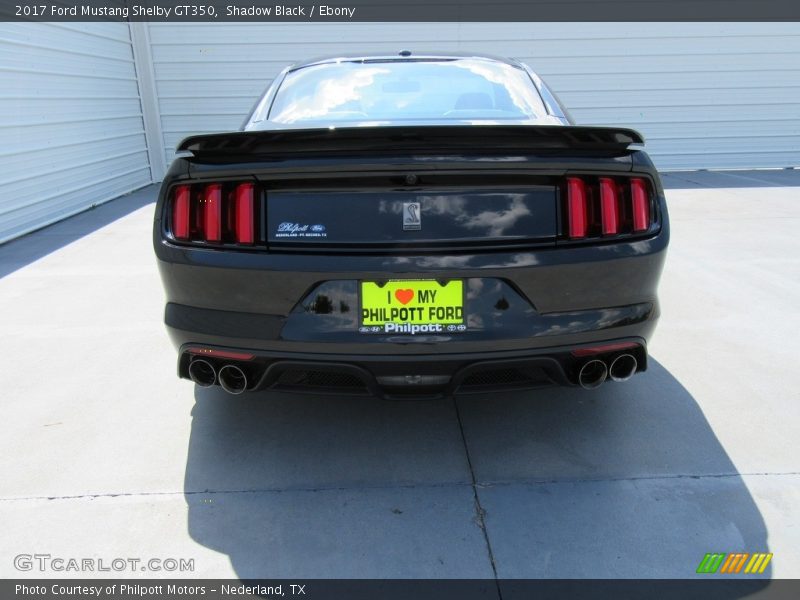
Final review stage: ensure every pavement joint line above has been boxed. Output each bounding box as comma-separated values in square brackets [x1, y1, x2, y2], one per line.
[0, 482, 477, 503]
[453, 398, 503, 599]
[473, 470, 800, 488]
[0, 471, 797, 504]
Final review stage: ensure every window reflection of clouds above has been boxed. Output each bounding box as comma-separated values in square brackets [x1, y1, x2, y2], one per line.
[268, 59, 545, 124]
[449, 60, 541, 118]
[270, 66, 390, 124]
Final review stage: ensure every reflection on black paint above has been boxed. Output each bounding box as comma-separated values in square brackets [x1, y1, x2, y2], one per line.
[282, 278, 653, 342]
[310, 294, 333, 315]
[267, 188, 557, 245]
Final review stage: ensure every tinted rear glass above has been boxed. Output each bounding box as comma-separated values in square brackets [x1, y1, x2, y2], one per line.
[264, 59, 547, 124]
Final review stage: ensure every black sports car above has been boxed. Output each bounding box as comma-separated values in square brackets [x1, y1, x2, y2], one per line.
[153, 52, 669, 399]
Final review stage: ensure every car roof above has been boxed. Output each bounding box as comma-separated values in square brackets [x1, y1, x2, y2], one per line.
[289, 51, 524, 72]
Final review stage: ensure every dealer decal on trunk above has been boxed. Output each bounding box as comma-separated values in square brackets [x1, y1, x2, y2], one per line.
[275, 222, 327, 238]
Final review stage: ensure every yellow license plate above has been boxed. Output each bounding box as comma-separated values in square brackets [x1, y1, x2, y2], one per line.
[360, 279, 465, 334]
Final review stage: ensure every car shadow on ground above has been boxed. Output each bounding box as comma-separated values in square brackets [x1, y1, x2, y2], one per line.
[183, 358, 770, 591]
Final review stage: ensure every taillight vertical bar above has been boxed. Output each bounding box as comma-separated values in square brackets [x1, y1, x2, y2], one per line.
[172, 185, 191, 240]
[204, 183, 222, 242]
[631, 178, 650, 232]
[599, 177, 618, 235]
[234, 183, 255, 245]
[566, 177, 587, 239]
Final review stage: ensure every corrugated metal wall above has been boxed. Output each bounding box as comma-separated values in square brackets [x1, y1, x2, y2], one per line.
[0, 23, 151, 243]
[147, 22, 800, 170]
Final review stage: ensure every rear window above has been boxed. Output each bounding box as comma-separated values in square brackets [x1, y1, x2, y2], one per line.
[261, 58, 547, 125]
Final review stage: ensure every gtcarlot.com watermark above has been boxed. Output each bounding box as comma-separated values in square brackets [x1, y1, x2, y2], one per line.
[14, 553, 194, 573]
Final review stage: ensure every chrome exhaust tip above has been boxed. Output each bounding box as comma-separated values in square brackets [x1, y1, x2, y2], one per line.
[218, 364, 248, 395]
[578, 359, 608, 390]
[609, 354, 638, 382]
[188, 359, 216, 387]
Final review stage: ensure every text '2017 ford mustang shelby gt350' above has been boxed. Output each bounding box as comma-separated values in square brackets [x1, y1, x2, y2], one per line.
[153, 52, 669, 399]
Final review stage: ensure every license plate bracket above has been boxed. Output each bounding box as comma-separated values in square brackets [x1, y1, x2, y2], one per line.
[359, 279, 465, 334]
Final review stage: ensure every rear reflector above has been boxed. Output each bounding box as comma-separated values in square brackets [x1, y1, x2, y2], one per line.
[566, 177, 587, 239]
[172, 185, 190, 240]
[631, 178, 650, 232]
[598, 177, 619, 236]
[235, 183, 255, 244]
[203, 183, 222, 242]
[188, 347, 255, 361]
[571, 342, 639, 357]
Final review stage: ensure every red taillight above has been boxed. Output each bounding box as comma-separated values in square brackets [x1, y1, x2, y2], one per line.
[631, 178, 650, 232]
[169, 181, 257, 247]
[564, 175, 654, 241]
[172, 185, 191, 240]
[598, 177, 619, 236]
[234, 183, 255, 245]
[566, 177, 587, 239]
[203, 183, 222, 242]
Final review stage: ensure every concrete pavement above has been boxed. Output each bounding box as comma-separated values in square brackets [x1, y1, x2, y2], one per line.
[0, 170, 797, 583]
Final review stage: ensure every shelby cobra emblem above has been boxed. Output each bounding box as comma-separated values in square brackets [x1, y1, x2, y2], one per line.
[403, 201, 421, 230]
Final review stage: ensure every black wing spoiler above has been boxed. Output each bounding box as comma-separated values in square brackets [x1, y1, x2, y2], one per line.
[176, 125, 645, 158]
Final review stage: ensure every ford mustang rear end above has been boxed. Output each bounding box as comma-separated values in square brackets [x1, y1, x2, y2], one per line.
[153, 53, 669, 399]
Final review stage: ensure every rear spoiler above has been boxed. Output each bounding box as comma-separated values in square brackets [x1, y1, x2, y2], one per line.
[176, 125, 645, 158]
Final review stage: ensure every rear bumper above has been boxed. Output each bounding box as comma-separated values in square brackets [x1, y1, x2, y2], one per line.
[164, 297, 657, 354]
[178, 338, 649, 400]
[157, 213, 667, 397]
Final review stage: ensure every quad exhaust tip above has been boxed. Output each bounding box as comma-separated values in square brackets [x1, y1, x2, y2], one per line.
[218, 364, 248, 395]
[578, 359, 608, 390]
[609, 354, 638, 382]
[188, 359, 216, 387]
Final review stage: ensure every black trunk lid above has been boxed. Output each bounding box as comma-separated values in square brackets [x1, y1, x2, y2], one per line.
[266, 186, 557, 250]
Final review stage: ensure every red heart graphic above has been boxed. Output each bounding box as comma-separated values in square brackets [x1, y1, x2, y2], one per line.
[394, 289, 414, 305]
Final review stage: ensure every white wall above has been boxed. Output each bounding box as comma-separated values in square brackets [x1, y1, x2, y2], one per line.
[0, 23, 152, 243]
[147, 22, 800, 170]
